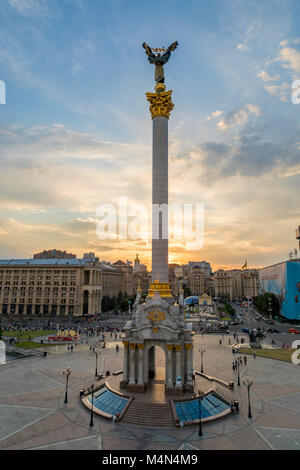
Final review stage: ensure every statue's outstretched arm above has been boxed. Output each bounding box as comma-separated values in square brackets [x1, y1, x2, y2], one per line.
[167, 41, 179, 52]
[142, 42, 157, 64]
[160, 41, 179, 64]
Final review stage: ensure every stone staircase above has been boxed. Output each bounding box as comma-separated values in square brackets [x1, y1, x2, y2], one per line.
[121, 400, 175, 427]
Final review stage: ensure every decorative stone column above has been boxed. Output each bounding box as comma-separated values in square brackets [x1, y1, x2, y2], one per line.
[175, 345, 183, 394]
[185, 343, 194, 392]
[146, 84, 174, 283]
[120, 341, 129, 388]
[88, 291, 93, 315]
[136, 343, 145, 391]
[127, 343, 137, 391]
[165, 344, 174, 394]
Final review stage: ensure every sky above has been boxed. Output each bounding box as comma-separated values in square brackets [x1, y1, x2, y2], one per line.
[0, 0, 300, 271]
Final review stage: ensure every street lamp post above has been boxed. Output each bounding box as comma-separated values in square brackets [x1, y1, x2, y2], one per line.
[199, 348, 205, 374]
[62, 367, 72, 404]
[88, 383, 95, 427]
[237, 358, 240, 386]
[94, 348, 99, 377]
[198, 390, 204, 436]
[242, 377, 254, 418]
[268, 298, 272, 321]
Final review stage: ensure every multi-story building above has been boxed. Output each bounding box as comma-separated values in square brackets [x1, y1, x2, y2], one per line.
[214, 268, 259, 301]
[112, 260, 133, 296]
[186, 265, 212, 296]
[0, 254, 132, 317]
[187, 261, 212, 276]
[168, 263, 180, 297]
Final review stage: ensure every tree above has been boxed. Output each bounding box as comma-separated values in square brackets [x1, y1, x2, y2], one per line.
[109, 295, 117, 311]
[120, 298, 129, 312]
[101, 295, 110, 312]
[117, 291, 123, 306]
[184, 286, 191, 298]
[254, 293, 280, 317]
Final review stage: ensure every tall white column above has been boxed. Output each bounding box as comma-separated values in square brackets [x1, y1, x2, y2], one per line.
[137, 344, 144, 389]
[128, 343, 136, 385]
[152, 115, 169, 283]
[122, 341, 129, 384]
[166, 344, 174, 390]
[175, 345, 183, 392]
[185, 343, 193, 387]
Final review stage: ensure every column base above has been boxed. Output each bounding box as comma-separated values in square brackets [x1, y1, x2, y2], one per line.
[120, 380, 128, 389]
[126, 383, 146, 393]
[184, 382, 194, 393]
[174, 385, 184, 395]
[165, 385, 175, 395]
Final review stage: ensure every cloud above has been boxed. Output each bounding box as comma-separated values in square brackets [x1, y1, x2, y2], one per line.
[237, 43, 249, 52]
[206, 110, 223, 121]
[258, 41, 300, 101]
[7, 0, 52, 17]
[257, 70, 280, 82]
[216, 105, 261, 132]
[278, 47, 300, 73]
[263, 82, 290, 102]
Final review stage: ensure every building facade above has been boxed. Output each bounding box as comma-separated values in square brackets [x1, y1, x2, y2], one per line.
[0, 255, 132, 317]
[214, 268, 259, 301]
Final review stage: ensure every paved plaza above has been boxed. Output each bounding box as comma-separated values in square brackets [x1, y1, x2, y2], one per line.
[1, 333, 300, 450]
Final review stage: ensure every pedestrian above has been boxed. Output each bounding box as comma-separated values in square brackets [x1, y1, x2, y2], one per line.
[244, 356, 247, 365]
[253, 351, 256, 359]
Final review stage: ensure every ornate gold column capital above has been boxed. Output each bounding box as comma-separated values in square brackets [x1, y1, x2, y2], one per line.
[122, 340, 129, 347]
[137, 343, 144, 350]
[129, 343, 136, 350]
[166, 344, 174, 351]
[175, 345, 182, 352]
[184, 343, 192, 350]
[146, 87, 174, 119]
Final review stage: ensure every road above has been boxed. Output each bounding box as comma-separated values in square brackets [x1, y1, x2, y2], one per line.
[229, 302, 299, 347]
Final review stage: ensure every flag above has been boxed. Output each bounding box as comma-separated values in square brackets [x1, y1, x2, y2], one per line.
[241, 260, 247, 270]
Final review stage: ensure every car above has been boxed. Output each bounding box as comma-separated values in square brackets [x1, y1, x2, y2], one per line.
[267, 328, 279, 333]
[230, 321, 238, 325]
[242, 327, 250, 333]
[256, 317, 261, 321]
[266, 320, 274, 325]
[238, 320, 243, 324]
[289, 328, 300, 334]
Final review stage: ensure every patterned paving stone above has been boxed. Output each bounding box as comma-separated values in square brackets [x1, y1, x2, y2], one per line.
[186, 430, 219, 441]
[177, 442, 200, 450]
[254, 401, 300, 429]
[0, 405, 56, 444]
[151, 433, 180, 442]
[267, 392, 300, 412]
[106, 430, 138, 440]
[28, 435, 101, 450]
[0, 387, 62, 408]
[227, 426, 271, 450]
[254, 426, 300, 450]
